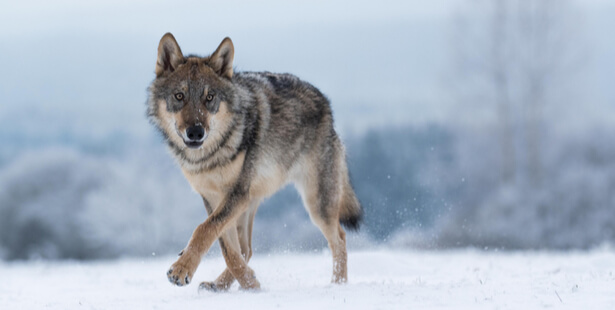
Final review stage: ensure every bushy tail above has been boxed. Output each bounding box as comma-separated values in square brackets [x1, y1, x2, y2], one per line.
[339, 180, 363, 231]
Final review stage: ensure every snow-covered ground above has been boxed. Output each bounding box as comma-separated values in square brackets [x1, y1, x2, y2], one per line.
[1, 249, 614, 309]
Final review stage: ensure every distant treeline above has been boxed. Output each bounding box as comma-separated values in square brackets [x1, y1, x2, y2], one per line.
[1, 123, 615, 260]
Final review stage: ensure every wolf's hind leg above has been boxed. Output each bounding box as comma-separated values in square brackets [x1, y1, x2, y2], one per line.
[308, 209, 348, 283]
[296, 154, 348, 283]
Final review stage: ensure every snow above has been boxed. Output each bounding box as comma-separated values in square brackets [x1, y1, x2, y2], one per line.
[1, 249, 614, 309]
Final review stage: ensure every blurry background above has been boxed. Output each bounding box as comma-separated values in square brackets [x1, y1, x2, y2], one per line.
[1, 0, 614, 260]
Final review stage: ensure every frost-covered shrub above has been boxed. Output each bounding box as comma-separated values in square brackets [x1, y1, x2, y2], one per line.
[0, 146, 204, 260]
[0, 148, 109, 259]
[77, 150, 205, 258]
[433, 128, 615, 249]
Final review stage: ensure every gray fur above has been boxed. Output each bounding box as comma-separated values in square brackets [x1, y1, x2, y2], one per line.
[147, 33, 362, 288]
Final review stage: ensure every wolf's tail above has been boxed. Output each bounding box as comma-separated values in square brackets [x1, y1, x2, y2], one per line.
[339, 176, 363, 231]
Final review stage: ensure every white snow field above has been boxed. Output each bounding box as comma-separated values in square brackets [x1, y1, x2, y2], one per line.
[1, 249, 614, 309]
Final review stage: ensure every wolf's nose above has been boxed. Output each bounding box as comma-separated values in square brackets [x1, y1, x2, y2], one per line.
[186, 125, 205, 141]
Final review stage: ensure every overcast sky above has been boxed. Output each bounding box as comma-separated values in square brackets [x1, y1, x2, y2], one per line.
[0, 0, 457, 36]
[1, 0, 613, 138]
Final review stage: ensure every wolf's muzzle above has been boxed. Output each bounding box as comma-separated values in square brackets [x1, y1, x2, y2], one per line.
[184, 125, 206, 148]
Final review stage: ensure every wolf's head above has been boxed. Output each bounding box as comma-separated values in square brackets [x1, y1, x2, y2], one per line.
[147, 33, 238, 160]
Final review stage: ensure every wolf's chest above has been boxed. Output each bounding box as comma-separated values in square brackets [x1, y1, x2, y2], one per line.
[181, 152, 246, 205]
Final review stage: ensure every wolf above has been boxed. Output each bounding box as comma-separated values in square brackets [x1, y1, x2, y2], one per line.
[146, 33, 363, 291]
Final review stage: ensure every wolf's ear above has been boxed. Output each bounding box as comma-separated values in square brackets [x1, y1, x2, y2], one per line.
[156, 33, 184, 76]
[209, 37, 234, 79]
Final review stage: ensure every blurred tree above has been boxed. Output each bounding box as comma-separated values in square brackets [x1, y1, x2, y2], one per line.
[436, 0, 605, 250]
[450, 0, 584, 188]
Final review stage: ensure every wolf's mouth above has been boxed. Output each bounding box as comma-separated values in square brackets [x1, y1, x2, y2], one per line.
[184, 140, 203, 149]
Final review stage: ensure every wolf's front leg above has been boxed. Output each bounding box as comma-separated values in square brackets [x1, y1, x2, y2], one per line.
[199, 222, 261, 291]
[166, 246, 200, 286]
[167, 186, 252, 287]
[199, 202, 259, 291]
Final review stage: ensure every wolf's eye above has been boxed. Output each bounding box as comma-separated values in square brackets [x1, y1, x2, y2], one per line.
[175, 93, 184, 101]
[206, 94, 215, 102]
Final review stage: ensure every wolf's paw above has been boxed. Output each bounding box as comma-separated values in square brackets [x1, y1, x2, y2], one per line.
[198, 281, 221, 292]
[239, 278, 261, 291]
[167, 250, 200, 286]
